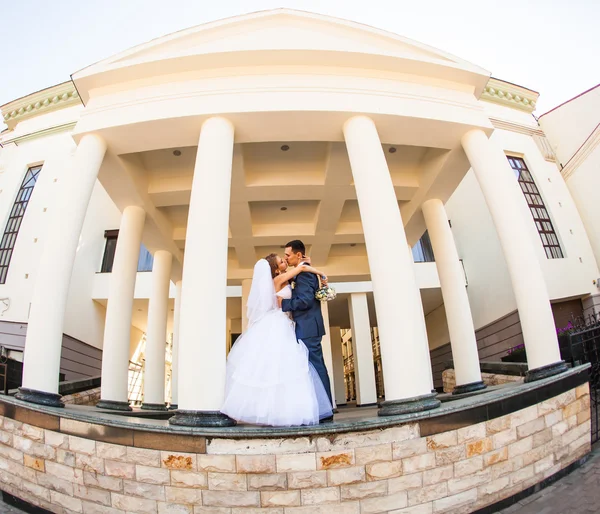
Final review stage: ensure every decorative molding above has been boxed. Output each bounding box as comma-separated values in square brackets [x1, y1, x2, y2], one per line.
[489, 117, 557, 164]
[561, 123, 600, 181]
[481, 77, 539, 113]
[0, 122, 77, 146]
[1, 82, 82, 130]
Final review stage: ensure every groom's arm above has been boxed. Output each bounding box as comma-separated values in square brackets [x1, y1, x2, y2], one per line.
[281, 273, 316, 313]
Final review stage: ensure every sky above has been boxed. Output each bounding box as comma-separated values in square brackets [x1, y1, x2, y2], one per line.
[1, 0, 598, 117]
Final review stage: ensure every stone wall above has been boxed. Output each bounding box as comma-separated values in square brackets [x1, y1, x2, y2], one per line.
[442, 369, 523, 394]
[61, 387, 101, 406]
[0, 384, 591, 514]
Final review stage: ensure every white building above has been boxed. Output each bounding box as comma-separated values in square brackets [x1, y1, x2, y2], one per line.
[0, 9, 594, 420]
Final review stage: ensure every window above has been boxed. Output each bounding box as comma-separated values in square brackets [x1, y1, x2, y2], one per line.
[412, 230, 435, 263]
[0, 165, 42, 284]
[507, 156, 564, 259]
[100, 231, 154, 273]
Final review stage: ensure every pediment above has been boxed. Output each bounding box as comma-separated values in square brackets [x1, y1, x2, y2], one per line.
[74, 9, 489, 96]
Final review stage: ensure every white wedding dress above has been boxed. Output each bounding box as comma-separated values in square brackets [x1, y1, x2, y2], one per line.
[221, 260, 332, 426]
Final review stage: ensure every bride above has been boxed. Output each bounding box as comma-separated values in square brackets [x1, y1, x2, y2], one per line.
[220, 254, 333, 426]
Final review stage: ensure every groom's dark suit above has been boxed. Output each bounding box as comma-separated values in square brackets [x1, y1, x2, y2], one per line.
[281, 266, 333, 406]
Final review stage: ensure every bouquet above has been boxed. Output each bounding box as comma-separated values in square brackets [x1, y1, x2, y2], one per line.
[315, 275, 336, 302]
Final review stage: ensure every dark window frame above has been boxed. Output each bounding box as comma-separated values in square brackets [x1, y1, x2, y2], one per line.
[507, 156, 564, 259]
[0, 165, 43, 284]
[100, 229, 154, 273]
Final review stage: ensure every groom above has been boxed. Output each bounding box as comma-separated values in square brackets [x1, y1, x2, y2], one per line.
[280, 240, 333, 420]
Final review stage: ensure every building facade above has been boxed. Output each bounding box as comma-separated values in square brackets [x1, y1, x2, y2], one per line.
[0, 9, 596, 416]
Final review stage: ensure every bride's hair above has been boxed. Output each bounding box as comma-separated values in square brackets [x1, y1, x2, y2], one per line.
[264, 253, 280, 279]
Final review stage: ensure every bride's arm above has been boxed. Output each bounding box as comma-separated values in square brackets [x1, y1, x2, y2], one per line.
[274, 265, 326, 288]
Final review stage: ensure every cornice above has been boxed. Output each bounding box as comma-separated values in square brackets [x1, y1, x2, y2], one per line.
[0, 122, 77, 146]
[561, 123, 600, 181]
[481, 77, 539, 113]
[1, 82, 82, 129]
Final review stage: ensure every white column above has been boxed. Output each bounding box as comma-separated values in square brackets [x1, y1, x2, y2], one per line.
[241, 279, 252, 332]
[330, 326, 347, 406]
[320, 302, 337, 409]
[462, 130, 563, 376]
[348, 294, 378, 405]
[19, 134, 107, 405]
[344, 116, 438, 413]
[170, 280, 182, 409]
[171, 117, 235, 426]
[142, 250, 172, 409]
[422, 199, 483, 391]
[98, 206, 146, 409]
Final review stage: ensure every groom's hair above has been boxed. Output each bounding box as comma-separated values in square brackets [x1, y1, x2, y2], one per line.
[285, 240, 305, 256]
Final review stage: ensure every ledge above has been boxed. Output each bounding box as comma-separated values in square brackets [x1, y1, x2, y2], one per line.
[0, 365, 589, 443]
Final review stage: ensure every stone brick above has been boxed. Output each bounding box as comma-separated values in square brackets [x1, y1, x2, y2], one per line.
[128, 447, 161, 467]
[276, 453, 316, 472]
[457, 423, 486, 444]
[203, 491, 260, 508]
[21, 480, 51, 502]
[81, 501, 125, 514]
[423, 464, 452, 486]
[552, 420, 569, 438]
[389, 505, 433, 514]
[165, 486, 204, 503]
[194, 508, 232, 514]
[537, 391, 576, 416]
[544, 410, 563, 428]
[575, 383, 589, 398]
[122, 480, 165, 501]
[36, 471, 75, 495]
[13, 435, 56, 459]
[392, 439, 427, 460]
[510, 464, 534, 485]
[197, 454, 236, 473]
[287, 470, 328, 489]
[73, 484, 112, 505]
[477, 475, 509, 497]
[0, 429, 12, 446]
[492, 427, 517, 449]
[76, 453, 105, 473]
[426, 432, 457, 451]
[483, 447, 508, 467]
[534, 454, 555, 474]
[516, 417, 545, 439]
[69, 436, 96, 456]
[94, 442, 126, 461]
[532, 427, 553, 448]
[159, 452, 195, 471]
[522, 444, 552, 467]
[569, 434, 591, 455]
[51, 490, 83, 513]
[454, 456, 483, 478]
[232, 509, 283, 514]
[158, 503, 193, 514]
[447, 469, 490, 495]
[301, 486, 340, 505]
[24, 454, 45, 471]
[366, 460, 402, 481]
[45, 430, 69, 448]
[170, 470, 208, 488]
[360, 491, 408, 514]
[136, 464, 170, 485]
[285, 504, 360, 514]
[207, 437, 315, 456]
[317, 450, 355, 470]
[208, 471, 247, 491]
[22, 424, 44, 441]
[578, 407, 591, 424]
[247, 473, 287, 490]
[341, 481, 387, 500]
[510, 406, 539, 428]
[83, 471, 123, 492]
[486, 416, 511, 435]
[112, 492, 158, 513]
[327, 466, 366, 486]
[46, 460, 83, 483]
[57, 448, 76, 467]
[317, 424, 419, 452]
[408, 482, 448, 505]
[434, 446, 465, 466]
[0, 442, 23, 462]
[388, 473, 423, 493]
[432, 488, 477, 513]
[465, 438, 492, 458]
[403, 452, 436, 473]
[236, 455, 276, 474]
[355, 443, 392, 465]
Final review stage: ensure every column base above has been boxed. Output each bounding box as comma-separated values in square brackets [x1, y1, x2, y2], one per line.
[141, 402, 168, 411]
[525, 360, 569, 383]
[452, 381, 487, 395]
[15, 388, 64, 408]
[169, 410, 237, 427]
[168, 404, 179, 411]
[378, 392, 441, 417]
[96, 399, 132, 411]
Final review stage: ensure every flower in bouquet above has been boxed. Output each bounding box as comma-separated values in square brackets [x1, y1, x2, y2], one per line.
[315, 285, 337, 302]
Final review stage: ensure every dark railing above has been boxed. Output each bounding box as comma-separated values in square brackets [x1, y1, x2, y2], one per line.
[558, 314, 600, 444]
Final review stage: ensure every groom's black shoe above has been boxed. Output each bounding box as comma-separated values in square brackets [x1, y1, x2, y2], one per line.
[319, 415, 334, 424]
